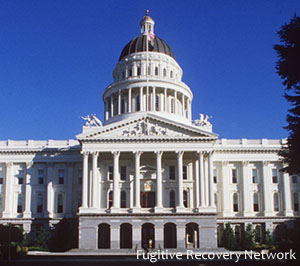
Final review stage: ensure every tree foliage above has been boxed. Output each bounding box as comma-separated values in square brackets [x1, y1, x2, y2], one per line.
[274, 14, 300, 174]
[35, 226, 48, 249]
[223, 223, 237, 250]
[242, 223, 255, 250]
[0, 224, 23, 245]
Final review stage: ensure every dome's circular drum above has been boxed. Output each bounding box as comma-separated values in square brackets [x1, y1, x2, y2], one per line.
[119, 35, 175, 61]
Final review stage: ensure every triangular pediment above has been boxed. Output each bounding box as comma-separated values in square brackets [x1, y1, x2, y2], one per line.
[77, 113, 218, 141]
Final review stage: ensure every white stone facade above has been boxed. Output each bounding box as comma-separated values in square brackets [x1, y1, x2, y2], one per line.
[0, 13, 299, 250]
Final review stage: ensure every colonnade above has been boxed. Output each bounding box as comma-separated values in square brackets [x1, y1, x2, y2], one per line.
[104, 86, 192, 121]
[81, 151, 215, 212]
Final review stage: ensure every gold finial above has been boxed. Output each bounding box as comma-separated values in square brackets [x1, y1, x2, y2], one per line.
[146, 10, 149, 16]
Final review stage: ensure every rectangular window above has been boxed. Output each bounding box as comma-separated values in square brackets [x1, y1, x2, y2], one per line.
[155, 95, 159, 111]
[292, 175, 298, 184]
[108, 166, 113, 180]
[170, 98, 175, 113]
[232, 169, 237, 183]
[183, 165, 187, 180]
[169, 166, 175, 180]
[252, 169, 258, 183]
[136, 96, 140, 111]
[272, 169, 278, 183]
[121, 166, 126, 181]
[213, 169, 217, 183]
[38, 169, 44, 184]
[17, 205, 23, 213]
[78, 169, 83, 184]
[121, 99, 125, 113]
[57, 205, 63, 213]
[0, 170, 3, 184]
[58, 169, 64, 184]
[233, 203, 238, 212]
[254, 203, 259, 212]
[18, 177, 24, 185]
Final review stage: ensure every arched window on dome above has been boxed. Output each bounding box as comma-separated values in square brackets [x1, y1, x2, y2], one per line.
[155, 95, 159, 111]
[148, 65, 151, 75]
[122, 71, 125, 79]
[273, 193, 279, 212]
[129, 68, 132, 77]
[155, 67, 159, 76]
[121, 98, 125, 114]
[170, 98, 175, 114]
[170, 71, 173, 78]
[137, 67, 141, 76]
[163, 68, 167, 77]
[136, 95, 140, 111]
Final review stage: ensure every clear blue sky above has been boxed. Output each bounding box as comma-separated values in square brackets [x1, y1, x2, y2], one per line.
[0, 0, 299, 140]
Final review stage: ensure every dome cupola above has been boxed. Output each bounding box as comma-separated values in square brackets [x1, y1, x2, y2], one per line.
[102, 11, 193, 127]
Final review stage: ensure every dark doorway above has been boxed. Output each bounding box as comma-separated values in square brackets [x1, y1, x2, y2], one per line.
[141, 192, 156, 208]
[98, 223, 110, 249]
[120, 223, 132, 249]
[164, 223, 177, 248]
[186, 223, 199, 248]
[142, 223, 155, 249]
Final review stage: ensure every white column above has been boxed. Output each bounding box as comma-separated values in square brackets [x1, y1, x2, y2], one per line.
[111, 151, 120, 211]
[155, 151, 163, 211]
[132, 151, 142, 211]
[46, 163, 54, 217]
[221, 161, 231, 216]
[23, 162, 33, 218]
[174, 90, 177, 114]
[146, 86, 149, 111]
[110, 94, 114, 117]
[118, 90, 121, 115]
[66, 163, 73, 217]
[81, 152, 89, 209]
[194, 158, 200, 208]
[3, 162, 13, 218]
[197, 151, 205, 207]
[207, 152, 214, 207]
[188, 99, 191, 120]
[282, 171, 293, 216]
[164, 88, 167, 112]
[140, 87, 144, 111]
[105, 99, 109, 120]
[242, 161, 251, 216]
[262, 161, 272, 216]
[152, 87, 156, 111]
[128, 88, 132, 112]
[92, 152, 99, 208]
[176, 151, 184, 211]
[182, 94, 185, 117]
[204, 155, 209, 206]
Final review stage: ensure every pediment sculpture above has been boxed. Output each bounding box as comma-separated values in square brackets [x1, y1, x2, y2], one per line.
[82, 114, 103, 127]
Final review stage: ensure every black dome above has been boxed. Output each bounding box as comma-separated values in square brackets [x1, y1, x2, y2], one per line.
[119, 34, 175, 61]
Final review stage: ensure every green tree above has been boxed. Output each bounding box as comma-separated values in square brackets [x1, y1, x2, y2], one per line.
[274, 14, 300, 174]
[223, 223, 237, 250]
[243, 223, 255, 250]
[0, 224, 23, 245]
[35, 226, 48, 250]
[264, 230, 274, 248]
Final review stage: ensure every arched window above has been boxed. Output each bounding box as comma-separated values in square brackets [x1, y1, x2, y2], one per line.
[214, 193, 218, 207]
[155, 67, 158, 76]
[233, 193, 238, 212]
[163, 68, 166, 77]
[169, 190, 175, 208]
[136, 95, 140, 111]
[183, 190, 188, 208]
[57, 194, 63, 213]
[37, 193, 43, 213]
[148, 65, 151, 75]
[170, 71, 173, 78]
[294, 193, 299, 211]
[121, 98, 125, 114]
[155, 95, 159, 111]
[255, 225, 262, 243]
[0, 194, 3, 212]
[122, 71, 125, 79]
[129, 68, 132, 77]
[137, 67, 141, 76]
[17, 193, 24, 213]
[253, 193, 259, 212]
[121, 191, 126, 208]
[108, 191, 113, 209]
[273, 193, 279, 212]
[170, 98, 175, 113]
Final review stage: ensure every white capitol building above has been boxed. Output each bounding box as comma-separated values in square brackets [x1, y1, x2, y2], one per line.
[0, 12, 299, 250]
